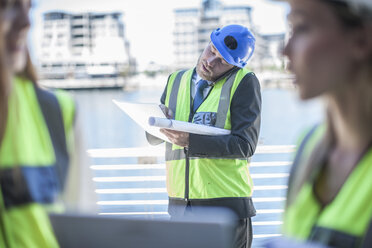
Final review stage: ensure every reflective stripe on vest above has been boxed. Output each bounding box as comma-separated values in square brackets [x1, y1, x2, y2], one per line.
[166, 69, 241, 160]
[168, 70, 186, 117]
[164, 68, 254, 199]
[284, 126, 372, 247]
[0, 79, 71, 209]
[0, 166, 60, 208]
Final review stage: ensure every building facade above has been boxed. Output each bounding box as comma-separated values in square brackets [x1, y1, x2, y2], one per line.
[173, 0, 285, 71]
[39, 11, 135, 80]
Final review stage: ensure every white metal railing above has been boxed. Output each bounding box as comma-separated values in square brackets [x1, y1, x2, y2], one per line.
[87, 145, 296, 158]
[88, 145, 295, 241]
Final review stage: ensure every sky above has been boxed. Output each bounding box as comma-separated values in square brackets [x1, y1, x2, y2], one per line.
[30, 0, 289, 70]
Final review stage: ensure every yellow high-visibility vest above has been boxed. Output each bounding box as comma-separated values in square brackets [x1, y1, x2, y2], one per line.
[164, 68, 254, 200]
[0, 77, 75, 248]
[284, 125, 372, 247]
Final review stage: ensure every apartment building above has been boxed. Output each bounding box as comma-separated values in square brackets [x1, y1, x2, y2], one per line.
[39, 11, 135, 80]
[173, 0, 285, 70]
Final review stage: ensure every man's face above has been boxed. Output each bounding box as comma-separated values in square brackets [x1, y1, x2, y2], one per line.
[196, 42, 234, 81]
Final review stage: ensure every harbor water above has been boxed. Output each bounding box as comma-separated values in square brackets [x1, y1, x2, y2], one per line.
[71, 87, 323, 149]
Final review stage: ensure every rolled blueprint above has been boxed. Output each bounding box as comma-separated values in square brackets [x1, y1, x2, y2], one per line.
[148, 117, 230, 136]
[148, 116, 172, 128]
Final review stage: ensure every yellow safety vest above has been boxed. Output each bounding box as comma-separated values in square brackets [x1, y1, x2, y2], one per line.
[0, 77, 75, 248]
[164, 68, 254, 200]
[284, 125, 372, 247]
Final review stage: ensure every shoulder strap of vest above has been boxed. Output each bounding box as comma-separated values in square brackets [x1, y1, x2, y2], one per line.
[33, 85, 69, 190]
[214, 69, 239, 128]
[286, 124, 319, 206]
[169, 70, 187, 116]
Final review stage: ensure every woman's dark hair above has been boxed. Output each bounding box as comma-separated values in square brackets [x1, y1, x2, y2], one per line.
[322, 0, 364, 28]
[322, 0, 372, 65]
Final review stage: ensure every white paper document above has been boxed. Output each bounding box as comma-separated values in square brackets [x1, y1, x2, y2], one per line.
[113, 100, 170, 142]
[113, 100, 231, 142]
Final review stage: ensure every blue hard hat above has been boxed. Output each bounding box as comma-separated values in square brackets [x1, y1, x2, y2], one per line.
[210, 24, 255, 68]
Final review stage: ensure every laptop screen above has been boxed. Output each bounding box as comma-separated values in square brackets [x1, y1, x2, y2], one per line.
[49, 208, 235, 248]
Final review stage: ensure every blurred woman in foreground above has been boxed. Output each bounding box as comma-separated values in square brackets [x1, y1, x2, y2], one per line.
[0, 0, 95, 247]
[280, 0, 372, 247]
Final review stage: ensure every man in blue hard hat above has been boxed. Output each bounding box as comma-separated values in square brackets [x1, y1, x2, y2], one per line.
[148, 24, 261, 248]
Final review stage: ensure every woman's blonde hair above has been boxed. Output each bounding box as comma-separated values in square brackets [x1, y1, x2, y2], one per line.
[0, 0, 38, 145]
[0, 28, 10, 143]
[0, 48, 38, 143]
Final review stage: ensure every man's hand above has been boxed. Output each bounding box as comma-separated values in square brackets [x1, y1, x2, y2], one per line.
[159, 104, 174, 119]
[160, 129, 189, 147]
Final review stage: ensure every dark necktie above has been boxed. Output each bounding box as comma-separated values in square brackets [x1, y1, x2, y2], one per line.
[193, 79, 209, 113]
